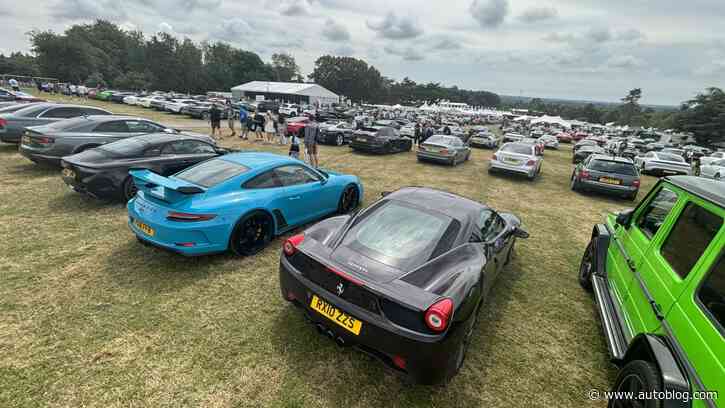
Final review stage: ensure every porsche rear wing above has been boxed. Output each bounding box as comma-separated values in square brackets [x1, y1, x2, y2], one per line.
[129, 169, 205, 203]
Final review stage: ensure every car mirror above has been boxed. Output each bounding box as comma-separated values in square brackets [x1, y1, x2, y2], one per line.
[616, 209, 634, 228]
[513, 227, 530, 239]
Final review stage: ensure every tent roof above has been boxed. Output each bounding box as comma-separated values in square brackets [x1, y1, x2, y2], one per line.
[530, 115, 571, 128]
[230, 81, 338, 98]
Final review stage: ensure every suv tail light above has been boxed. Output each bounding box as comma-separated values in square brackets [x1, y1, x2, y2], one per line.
[633, 179, 641, 188]
[282, 233, 305, 256]
[36, 136, 54, 145]
[492, 153, 498, 161]
[440, 149, 450, 155]
[580, 170, 591, 180]
[166, 212, 216, 222]
[424, 298, 453, 332]
[526, 159, 536, 166]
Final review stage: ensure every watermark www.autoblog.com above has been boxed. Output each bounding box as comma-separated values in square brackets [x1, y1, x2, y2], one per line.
[587, 389, 719, 402]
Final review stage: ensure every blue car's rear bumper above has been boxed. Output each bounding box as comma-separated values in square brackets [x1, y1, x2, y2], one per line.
[127, 198, 231, 256]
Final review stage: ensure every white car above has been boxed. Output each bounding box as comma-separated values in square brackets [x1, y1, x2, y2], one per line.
[503, 132, 525, 143]
[635, 152, 692, 176]
[699, 159, 725, 180]
[279, 103, 300, 116]
[137, 95, 166, 108]
[539, 135, 559, 149]
[700, 152, 725, 167]
[164, 99, 198, 113]
[489, 142, 543, 180]
[123, 95, 139, 105]
[400, 124, 415, 138]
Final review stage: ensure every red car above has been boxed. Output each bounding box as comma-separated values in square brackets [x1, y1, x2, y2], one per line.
[572, 132, 588, 142]
[556, 132, 573, 143]
[286, 116, 310, 136]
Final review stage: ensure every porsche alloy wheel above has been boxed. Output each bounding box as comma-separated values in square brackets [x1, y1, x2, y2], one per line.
[232, 212, 272, 256]
[122, 177, 138, 202]
[335, 133, 344, 146]
[579, 240, 595, 292]
[338, 185, 359, 214]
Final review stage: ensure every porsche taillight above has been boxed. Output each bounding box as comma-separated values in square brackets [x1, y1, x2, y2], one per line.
[424, 298, 453, 332]
[283, 233, 305, 256]
[166, 212, 216, 222]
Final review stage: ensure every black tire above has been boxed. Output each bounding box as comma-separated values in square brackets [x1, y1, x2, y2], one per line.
[628, 191, 638, 201]
[715, 173, 721, 181]
[579, 240, 595, 292]
[230, 211, 273, 256]
[121, 176, 138, 202]
[405, 141, 412, 152]
[448, 301, 481, 382]
[608, 360, 663, 408]
[335, 133, 344, 146]
[570, 174, 579, 192]
[202, 112, 210, 120]
[337, 185, 359, 214]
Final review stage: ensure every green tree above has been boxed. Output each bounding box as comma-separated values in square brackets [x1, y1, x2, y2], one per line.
[270, 53, 300, 82]
[309, 56, 384, 103]
[618, 88, 643, 125]
[676, 87, 725, 146]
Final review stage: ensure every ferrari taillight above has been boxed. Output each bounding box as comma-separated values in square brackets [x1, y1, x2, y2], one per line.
[425, 298, 453, 332]
[283, 233, 305, 256]
[166, 212, 216, 222]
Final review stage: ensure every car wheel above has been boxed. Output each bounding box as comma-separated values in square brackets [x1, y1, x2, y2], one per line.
[449, 301, 481, 381]
[122, 176, 138, 202]
[628, 191, 639, 201]
[337, 185, 359, 214]
[608, 360, 663, 408]
[715, 173, 721, 181]
[335, 133, 344, 146]
[570, 174, 579, 192]
[230, 211, 273, 256]
[578, 240, 595, 292]
[202, 112, 210, 120]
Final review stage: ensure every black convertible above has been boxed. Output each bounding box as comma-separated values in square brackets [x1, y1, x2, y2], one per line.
[60, 133, 229, 201]
[349, 126, 412, 154]
[279, 187, 529, 384]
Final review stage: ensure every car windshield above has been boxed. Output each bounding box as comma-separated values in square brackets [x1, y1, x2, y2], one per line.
[174, 158, 249, 188]
[589, 160, 638, 176]
[501, 144, 533, 155]
[97, 138, 149, 157]
[657, 153, 685, 162]
[344, 200, 454, 272]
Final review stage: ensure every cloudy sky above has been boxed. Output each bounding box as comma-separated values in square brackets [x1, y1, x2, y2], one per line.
[1, 0, 723, 105]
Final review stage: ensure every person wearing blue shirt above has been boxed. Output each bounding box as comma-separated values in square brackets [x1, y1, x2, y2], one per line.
[238, 108, 249, 140]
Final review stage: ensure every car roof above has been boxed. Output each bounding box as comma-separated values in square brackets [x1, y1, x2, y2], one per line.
[219, 152, 299, 169]
[83, 115, 152, 122]
[127, 132, 211, 144]
[667, 176, 725, 209]
[385, 187, 484, 222]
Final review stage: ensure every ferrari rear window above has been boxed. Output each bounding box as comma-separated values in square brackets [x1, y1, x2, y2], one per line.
[174, 158, 249, 188]
[343, 200, 455, 271]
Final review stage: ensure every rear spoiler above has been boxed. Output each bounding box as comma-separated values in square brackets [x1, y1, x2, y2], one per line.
[129, 169, 205, 203]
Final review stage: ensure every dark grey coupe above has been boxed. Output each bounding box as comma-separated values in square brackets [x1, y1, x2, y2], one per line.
[0, 103, 112, 143]
[19, 115, 205, 166]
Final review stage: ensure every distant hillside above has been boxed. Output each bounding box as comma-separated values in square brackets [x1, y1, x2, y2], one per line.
[500, 95, 677, 112]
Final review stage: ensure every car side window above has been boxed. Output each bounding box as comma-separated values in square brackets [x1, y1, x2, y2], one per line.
[244, 170, 282, 189]
[635, 188, 679, 239]
[40, 107, 82, 118]
[698, 254, 725, 332]
[94, 121, 130, 133]
[160, 143, 176, 155]
[144, 146, 161, 157]
[661, 203, 722, 279]
[478, 210, 506, 242]
[84, 108, 110, 116]
[274, 165, 320, 186]
[127, 121, 161, 133]
[173, 140, 216, 154]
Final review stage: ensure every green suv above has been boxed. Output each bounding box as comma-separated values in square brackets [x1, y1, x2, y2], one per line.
[580, 176, 723, 407]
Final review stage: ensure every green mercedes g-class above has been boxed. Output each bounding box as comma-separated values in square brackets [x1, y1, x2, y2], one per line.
[580, 176, 723, 407]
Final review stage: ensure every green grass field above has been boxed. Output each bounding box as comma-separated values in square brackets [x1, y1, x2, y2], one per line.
[0, 95, 658, 407]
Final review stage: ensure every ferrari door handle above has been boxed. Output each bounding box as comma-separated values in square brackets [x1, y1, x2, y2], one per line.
[288, 196, 301, 200]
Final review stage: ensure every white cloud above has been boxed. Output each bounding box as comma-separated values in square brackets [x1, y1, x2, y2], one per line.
[470, 0, 509, 28]
[322, 19, 350, 41]
[518, 6, 558, 23]
[366, 12, 423, 39]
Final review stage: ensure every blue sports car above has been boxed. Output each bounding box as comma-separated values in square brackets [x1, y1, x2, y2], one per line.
[127, 152, 363, 256]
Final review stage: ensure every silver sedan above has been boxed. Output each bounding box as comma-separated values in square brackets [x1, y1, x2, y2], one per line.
[699, 159, 725, 180]
[489, 142, 543, 180]
[417, 135, 471, 166]
[635, 152, 692, 176]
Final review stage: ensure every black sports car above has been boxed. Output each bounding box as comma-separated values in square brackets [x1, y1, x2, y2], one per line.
[60, 133, 228, 201]
[279, 187, 529, 384]
[350, 127, 412, 154]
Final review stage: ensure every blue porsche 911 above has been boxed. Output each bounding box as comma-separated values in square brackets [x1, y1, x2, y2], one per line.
[127, 152, 363, 256]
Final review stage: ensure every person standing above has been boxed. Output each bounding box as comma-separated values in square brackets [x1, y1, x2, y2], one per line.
[288, 130, 301, 159]
[8, 77, 19, 92]
[264, 111, 275, 143]
[238, 107, 249, 140]
[304, 120, 319, 168]
[414, 122, 421, 146]
[225, 101, 236, 138]
[277, 115, 287, 145]
[254, 111, 265, 141]
[209, 104, 222, 139]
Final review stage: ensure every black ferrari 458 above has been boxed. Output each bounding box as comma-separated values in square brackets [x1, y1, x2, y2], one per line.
[60, 133, 231, 201]
[279, 187, 529, 384]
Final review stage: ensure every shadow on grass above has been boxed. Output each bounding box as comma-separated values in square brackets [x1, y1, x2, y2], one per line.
[46, 190, 120, 213]
[0, 143, 19, 153]
[3, 161, 59, 177]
